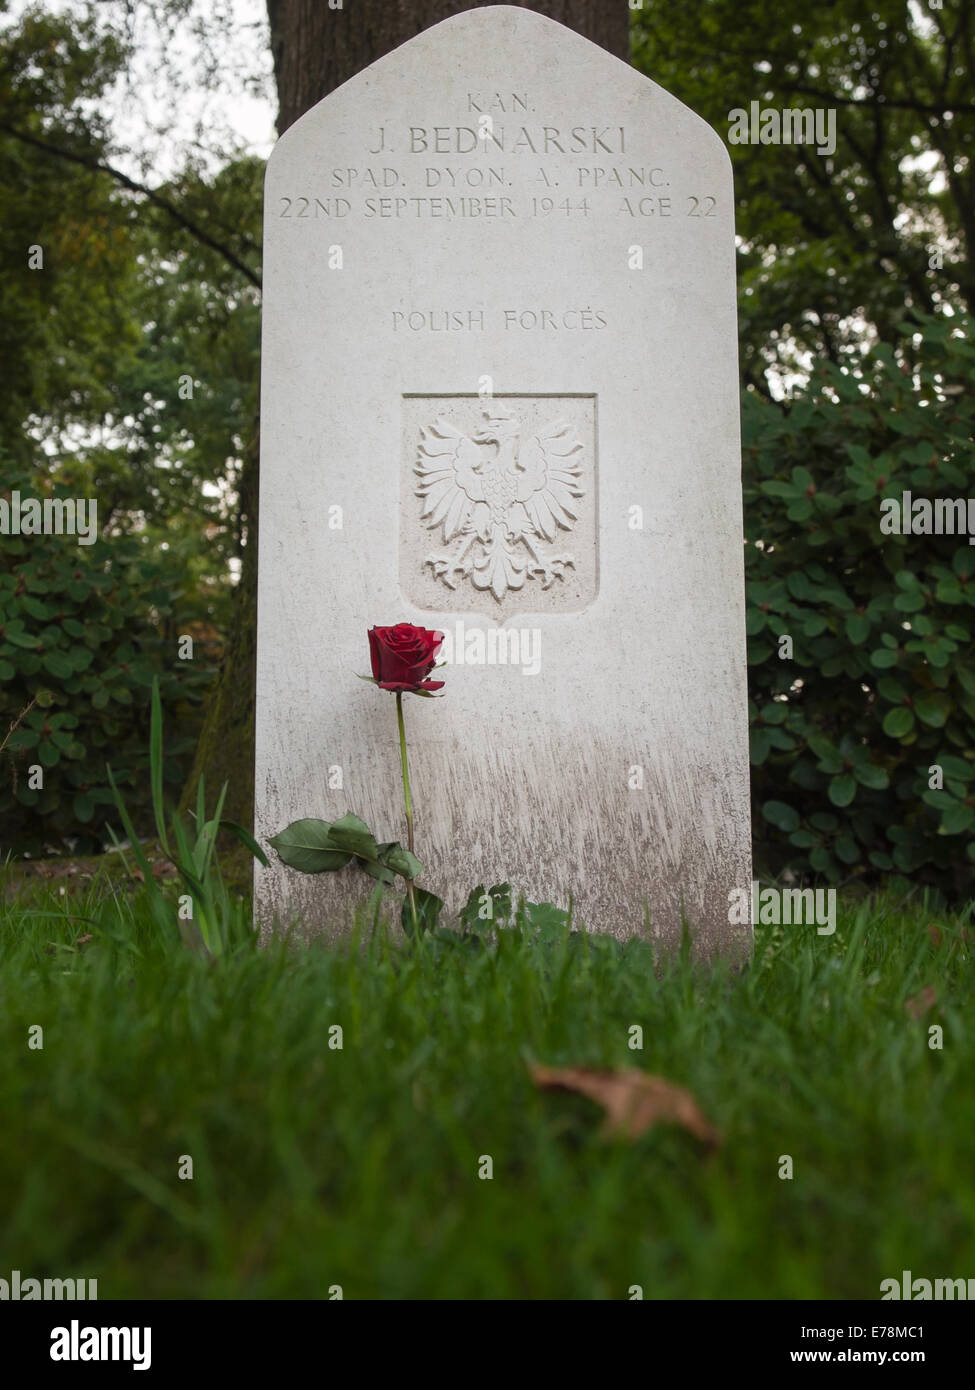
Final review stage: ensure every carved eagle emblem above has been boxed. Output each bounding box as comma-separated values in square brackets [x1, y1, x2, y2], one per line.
[414, 405, 585, 601]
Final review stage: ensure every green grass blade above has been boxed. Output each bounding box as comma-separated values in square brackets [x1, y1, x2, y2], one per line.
[106, 765, 156, 885]
[149, 678, 172, 858]
[219, 819, 269, 868]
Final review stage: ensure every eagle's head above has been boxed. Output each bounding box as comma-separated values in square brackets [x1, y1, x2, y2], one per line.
[473, 406, 520, 447]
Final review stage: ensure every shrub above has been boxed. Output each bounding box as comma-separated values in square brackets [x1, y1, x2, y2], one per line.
[0, 458, 217, 855]
[744, 312, 975, 899]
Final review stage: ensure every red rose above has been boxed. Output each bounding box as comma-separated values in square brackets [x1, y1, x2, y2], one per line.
[368, 623, 445, 693]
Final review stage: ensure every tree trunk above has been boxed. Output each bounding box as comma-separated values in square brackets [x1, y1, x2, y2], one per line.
[267, 0, 630, 135]
[186, 0, 630, 832]
[179, 418, 259, 836]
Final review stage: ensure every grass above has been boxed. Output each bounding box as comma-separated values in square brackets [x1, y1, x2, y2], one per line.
[1, 877, 972, 1299]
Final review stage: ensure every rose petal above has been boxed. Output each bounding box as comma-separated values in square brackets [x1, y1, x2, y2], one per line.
[369, 624, 447, 690]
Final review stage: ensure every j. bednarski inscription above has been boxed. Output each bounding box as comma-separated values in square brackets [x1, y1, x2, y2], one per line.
[370, 124, 627, 154]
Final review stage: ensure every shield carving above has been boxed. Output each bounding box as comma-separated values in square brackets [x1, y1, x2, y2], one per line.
[400, 394, 598, 621]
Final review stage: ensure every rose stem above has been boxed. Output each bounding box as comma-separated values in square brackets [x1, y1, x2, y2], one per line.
[396, 691, 419, 935]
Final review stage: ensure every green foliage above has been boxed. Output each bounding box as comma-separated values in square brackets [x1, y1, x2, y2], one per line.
[459, 882, 513, 930]
[745, 313, 975, 894]
[0, 7, 135, 448]
[107, 678, 267, 956]
[0, 458, 217, 854]
[631, 1, 973, 384]
[0, 10, 263, 849]
[270, 808, 438, 938]
[270, 814, 425, 885]
[400, 885, 445, 939]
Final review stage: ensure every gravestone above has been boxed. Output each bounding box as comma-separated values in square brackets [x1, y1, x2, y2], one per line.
[255, 5, 752, 957]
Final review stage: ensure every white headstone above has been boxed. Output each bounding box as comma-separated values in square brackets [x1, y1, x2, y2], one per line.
[255, 5, 751, 957]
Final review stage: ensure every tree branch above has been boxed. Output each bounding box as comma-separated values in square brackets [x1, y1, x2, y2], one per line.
[779, 84, 975, 115]
[0, 121, 262, 290]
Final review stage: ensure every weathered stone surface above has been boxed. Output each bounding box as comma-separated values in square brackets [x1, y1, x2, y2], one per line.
[255, 6, 751, 957]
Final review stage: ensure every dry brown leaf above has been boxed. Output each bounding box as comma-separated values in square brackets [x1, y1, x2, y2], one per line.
[905, 985, 937, 1019]
[931, 923, 971, 950]
[530, 1063, 720, 1148]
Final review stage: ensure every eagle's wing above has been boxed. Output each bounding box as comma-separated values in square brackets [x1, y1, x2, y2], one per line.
[414, 419, 485, 541]
[515, 419, 584, 540]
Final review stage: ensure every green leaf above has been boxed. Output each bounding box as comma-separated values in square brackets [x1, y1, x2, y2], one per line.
[4, 628, 40, 649]
[835, 836, 860, 864]
[106, 766, 164, 896]
[149, 678, 171, 857]
[749, 728, 771, 765]
[402, 886, 444, 937]
[525, 900, 569, 941]
[828, 774, 857, 808]
[20, 595, 53, 621]
[762, 799, 800, 832]
[219, 818, 270, 867]
[914, 694, 949, 728]
[328, 812, 380, 861]
[876, 676, 908, 704]
[459, 882, 512, 929]
[360, 862, 398, 885]
[268, 819, 353, 873]
[380, 843, 424, 880]
[807, 733, 839, 764]
[38, 740, 60, 768]
[882, 707, 915, 738]
[42, 650, 74, 679]
[845, 614, 871, 644]
[5, 728, 38, 752]
[761, 480, 797, 499]
[329, 814, 422, 881]
[940, 804, 975, 835]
